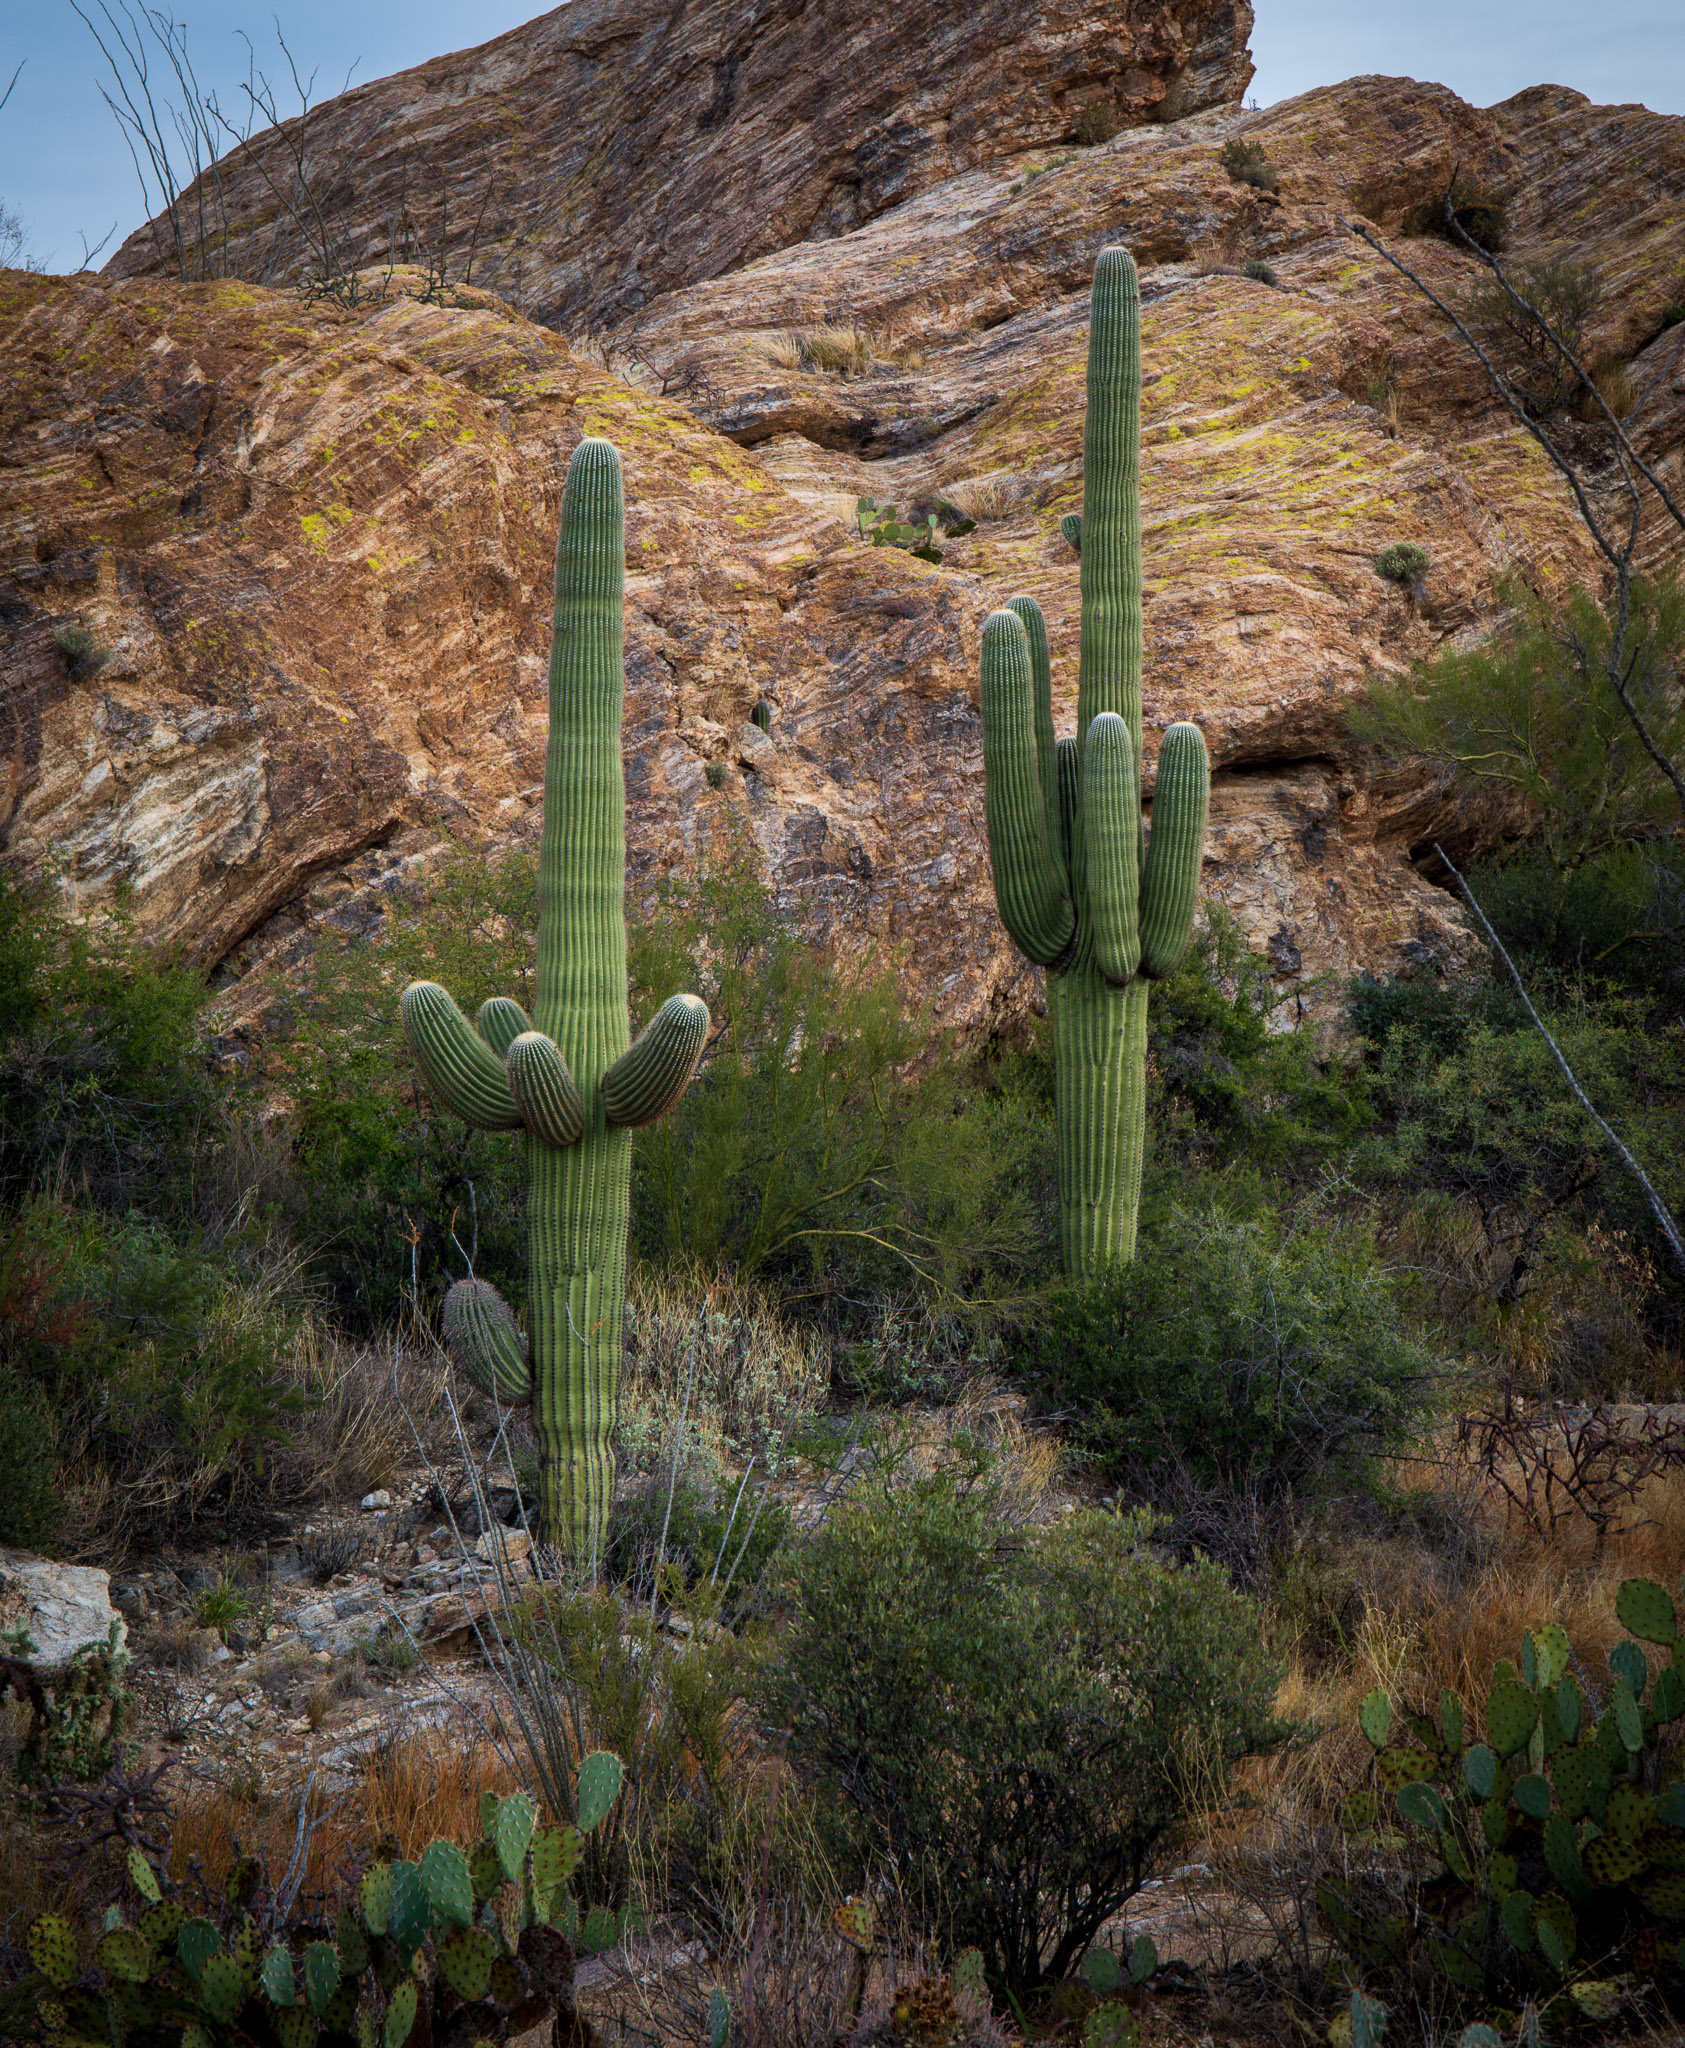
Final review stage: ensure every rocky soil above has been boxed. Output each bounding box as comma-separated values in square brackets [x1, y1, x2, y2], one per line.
[3, 39, 1683, 1032]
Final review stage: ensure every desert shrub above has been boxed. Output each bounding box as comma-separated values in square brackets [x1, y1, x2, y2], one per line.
[1220, 137, 1279, 192]
[1401, 176, 1508, 253]
[1353, 973, 1685, 1377]
[1459, 252, 1602, 415]
[1074, 99, 1121, 146]
[3, 1203, 313, 1550]
[0, 1378, 61, 1551]
[1012, 1207, 1434, 1563]
[704, 759, 728, 788]
[0, 873, 216, 1211]
[1350, 573, 1685, 881]
[1144, 906, 1374, 1187]
[760, 1478, 1285, 1991]
[11, 1626, 133, 1786]
[1374, 540, 1430, 585]
[619, 1269, 829, 1476]
[629, 851, 1051, 1310]
[604, 1470, 789, 1600]
[282, 844, 539, 1323]
[1243, 256, 1278, 286]
[51, 622, 110, 682]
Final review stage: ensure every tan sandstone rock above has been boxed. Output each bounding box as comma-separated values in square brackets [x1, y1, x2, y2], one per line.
[4, 64, 1682, 1029]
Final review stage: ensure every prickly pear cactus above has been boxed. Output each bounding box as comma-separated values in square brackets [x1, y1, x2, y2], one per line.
[977, 247, 1208, 1271]
[402, 438, 710, 1556]
[22, 1757, 625, 2048]
[1324, 1579, 1685, 2031]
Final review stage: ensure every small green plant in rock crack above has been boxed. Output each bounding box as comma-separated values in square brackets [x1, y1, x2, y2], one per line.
[1374, 540, 1430, 586]
[1325, 1576, 1685, 2035]
[20, 1757, 628, 2048]
[52, 622, 111, 681]
[1220, 137, 1279, 193]
[856, 496, 944, 562]
[192, 1571, 253, 1642]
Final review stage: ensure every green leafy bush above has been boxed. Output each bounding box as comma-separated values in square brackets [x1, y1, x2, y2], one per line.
[1219, 137, 1279, 192]
[0, 1375, 61, 1550]
[52, 622, 110, 681]
[1458, 252, 1602, 415]
[1402, 177, 1508, 253]
[760, 1479, 1285, 1991]
[1075, 99, 1122, 146]
[0, 873, 215, 1211]
[19, 1766, 624, 2044]
[1350, 574, 1685, 881]
[1374, 541, 1430, 585]
[1324, 1580, 1685, 2034]
[1145, 907, 1374, 1187]
[4, 1205, 312, 1547]
[1013, 1206, 1434, 1561]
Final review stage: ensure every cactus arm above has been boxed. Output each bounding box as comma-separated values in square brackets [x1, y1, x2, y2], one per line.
[602, 992, 711, 1127]
[442, 1278, 533, 1403]
[1006, 593, 1063, 891]
[477, 996, 534, 1056]
[1060, 512, 1082, 553]
[1081, 713, 1142, 985]
[506, 1032, 587, 1146]
[1077, 247, 1144, 763]
[980, 609, 1076, 968]
[1138, 723, 1210, 979]
[401, 982, 523, 1130]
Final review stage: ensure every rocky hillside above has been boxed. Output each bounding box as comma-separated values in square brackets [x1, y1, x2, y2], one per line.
[104, 0, 1257, 329]
[3, 34, 1683, 1031]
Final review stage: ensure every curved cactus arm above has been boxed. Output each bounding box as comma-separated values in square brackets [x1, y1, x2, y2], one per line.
[1005, 593, 1064, 892]
[477, 996, 535, 1056]
[602, 992, 711, 1127]
[1082, 713, 1142, 985]
[981, 609, 1076, 968]
[442, 1278, 533, 1403]
[402, 982, 523, 1130]
[506, 1032, 587, 1147]
[1061, 512, 1082, 554]
[1138, 722, 1210, 979]
[1055, 736, 1088, 956]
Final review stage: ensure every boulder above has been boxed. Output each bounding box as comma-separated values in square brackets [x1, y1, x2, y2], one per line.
[0, 1547, 128, 1675]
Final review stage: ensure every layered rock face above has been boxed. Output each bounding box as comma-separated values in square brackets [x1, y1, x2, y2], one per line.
[4, 64, 1683, 1032]
[105, 0, 1256, 330]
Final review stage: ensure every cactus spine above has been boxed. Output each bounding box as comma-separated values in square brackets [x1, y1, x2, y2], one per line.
[400, 440, 709, 1556]
[979, 247, 1209, 1271]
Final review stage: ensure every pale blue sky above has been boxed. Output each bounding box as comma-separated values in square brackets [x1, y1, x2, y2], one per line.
[3, 1, 1682, 273]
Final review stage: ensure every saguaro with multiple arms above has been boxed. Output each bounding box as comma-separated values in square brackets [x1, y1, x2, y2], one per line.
[400, 439, 710, 1556]
[979, 246, 1210, 1272]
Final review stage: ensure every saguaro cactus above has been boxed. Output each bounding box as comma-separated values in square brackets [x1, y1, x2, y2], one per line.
[400, 439, 709, 1556]
[980, 247, 1209, 1272]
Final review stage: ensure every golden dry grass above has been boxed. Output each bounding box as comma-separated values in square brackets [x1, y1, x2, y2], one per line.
[940, 474, 1020, 522]
[800, 325, 874, 375]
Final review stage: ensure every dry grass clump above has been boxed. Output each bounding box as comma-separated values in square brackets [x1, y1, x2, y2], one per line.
[858, 1378, 1061, 1524]
[940, 474, 1020, 522]
[276, 1328, 451, 1504]
[619, 1266, 830, 1477]
[743, 329, 805, 372]
[800, 325, 875, 375]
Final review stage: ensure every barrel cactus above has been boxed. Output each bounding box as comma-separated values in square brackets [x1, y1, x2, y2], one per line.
[400, 439, 709, 1557]
[979, 245, 1209, 1271]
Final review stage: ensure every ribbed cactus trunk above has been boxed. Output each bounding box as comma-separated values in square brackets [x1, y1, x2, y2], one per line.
[400, 440, 710, 1558]
[980, 248, 1210, 1273]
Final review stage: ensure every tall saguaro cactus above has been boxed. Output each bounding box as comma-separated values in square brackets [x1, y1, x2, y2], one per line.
[400, 439, 710, 1557]
[980, 247, 1209, 1272]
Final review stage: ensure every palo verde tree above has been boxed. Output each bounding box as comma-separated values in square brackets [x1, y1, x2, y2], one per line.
[979, 245, 1209, 1271]
[400, 439, 710, 1557]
